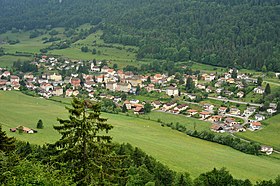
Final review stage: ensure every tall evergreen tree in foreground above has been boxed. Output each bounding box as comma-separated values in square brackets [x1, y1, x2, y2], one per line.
[0, 125, 15, 153]
[50, 98, 114, 184]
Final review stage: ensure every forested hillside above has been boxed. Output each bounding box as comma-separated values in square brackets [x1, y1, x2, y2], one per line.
[1, 0, 280, 71]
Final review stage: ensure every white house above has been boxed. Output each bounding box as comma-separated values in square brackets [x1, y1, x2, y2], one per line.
[261, 146, 273, 155]
[267, 108, 277, 115]
[253, 86, 265, 94]
[237, 91, 244, 98]
[255, 114, 265, 121]
[166, 87, 179, 96]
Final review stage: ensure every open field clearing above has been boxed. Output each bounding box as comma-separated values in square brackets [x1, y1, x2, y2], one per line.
[1, 91, 280, 181]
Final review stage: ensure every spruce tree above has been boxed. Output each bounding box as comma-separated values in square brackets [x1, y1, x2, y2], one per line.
[257, 77, 263, 86]
[265, 83, 271, 95]
[122, 104, 128, 113]
[0, 125, 15, 153]
[36, 119, 43, 129]
[50, 97, 114, 184]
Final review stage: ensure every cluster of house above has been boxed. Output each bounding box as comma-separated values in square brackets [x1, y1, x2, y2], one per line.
[0, 56, 271, 100]
[10, 126, 37, 134]
[0, 69, 21, 91]
[144, 99, 273, 133]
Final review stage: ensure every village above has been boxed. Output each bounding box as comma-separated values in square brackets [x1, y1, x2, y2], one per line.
[0, 56, 279, 135]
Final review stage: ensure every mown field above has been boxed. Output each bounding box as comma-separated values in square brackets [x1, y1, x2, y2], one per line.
[1, 91, 280, 182]
[0, 55, 32, 68]
[0, 26, 143, 69]
[237, 114, 280, 150]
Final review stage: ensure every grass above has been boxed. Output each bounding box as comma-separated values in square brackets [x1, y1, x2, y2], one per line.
[0, 55, 32, 68]
[237, 114, 280, 150]
[1, 91, 280, 182]
[0, 28, 144, 69]
[138, 111, 211, 132]
[0, 31, 51, 54]
[49, 30, 141, 68]
[190, 62, 226, 74]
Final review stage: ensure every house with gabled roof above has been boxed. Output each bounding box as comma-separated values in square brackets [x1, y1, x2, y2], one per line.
[211, 124, 225, 133]
[106, 81, 117, 92]
[200, 111, 211, 119]
[116, 82, 131, 92]
[209, 115, 223, 123]
[2, 71, 11, 77]
[70, 78, 81, 89]
[166, 86, 179, 96]
[10, 75, 20, 83]
[187, 109, 198, 116]
[253, 86, 265, 94]
[237, 91, 244, 98]
[255, 114, 265, 121]
[229, 107, 240, 116]
[261, 146, 273, 155]
[40, 83, 53, 92]
[250, 121, 262, 130]
[162, 102, 177, 111]
[218, 107, 227, 114]
[203, 104, 215, 111]
[53, 86, 63, 96]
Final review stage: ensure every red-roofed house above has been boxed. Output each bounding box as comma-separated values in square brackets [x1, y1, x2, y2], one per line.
[10, 75, 20, 83]
[187, 109, 198, 116]
[200, 111, 211, 119]
[70, 78, 81, 88]
[250, 122, 262, 130]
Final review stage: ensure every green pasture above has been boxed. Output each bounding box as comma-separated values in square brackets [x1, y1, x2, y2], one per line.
[0, 55, 32, 68]
[1, 91, 280, 182]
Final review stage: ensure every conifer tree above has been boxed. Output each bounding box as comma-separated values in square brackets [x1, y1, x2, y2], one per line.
[122, 104, 128, 113]
[0, 125, 15, 153]
[50, 97, 114, 184]
[36, 119, 43, 129]
[265, 83, 271, 95]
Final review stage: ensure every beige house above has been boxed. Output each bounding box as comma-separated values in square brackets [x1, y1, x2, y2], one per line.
[166, 87, 179, 96]
[49, 73, 62, 81]
[53, 87, 63, 96]
[106, 82, 117, 92]
[116, 83, 131, 92]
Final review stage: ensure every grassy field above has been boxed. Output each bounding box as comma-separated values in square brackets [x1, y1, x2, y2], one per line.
[190, 62, 226, 74]
[1, 91, 280, 181]
[49, 30, 139, 68]
[0, 28, 143, 69]
[237, 114, 280, 150]
[0, 31, 51, 54]
[138, 111, 211, 132]
[0, 55, 32, 68]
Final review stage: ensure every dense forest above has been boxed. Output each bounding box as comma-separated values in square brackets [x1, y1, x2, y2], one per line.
[1, 0, 280, 71]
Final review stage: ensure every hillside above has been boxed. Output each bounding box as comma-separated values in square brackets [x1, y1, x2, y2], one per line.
[1, 91, 280, 181]
[1, 0, 280, 71]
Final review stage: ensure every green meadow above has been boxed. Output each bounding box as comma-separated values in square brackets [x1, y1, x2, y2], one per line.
[0, 30, 51, 54]
[49, 30, 139, 68]
[0, 28, 142, 69]
[0, 55, 32, 68]
[1, 91, 280, 182]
